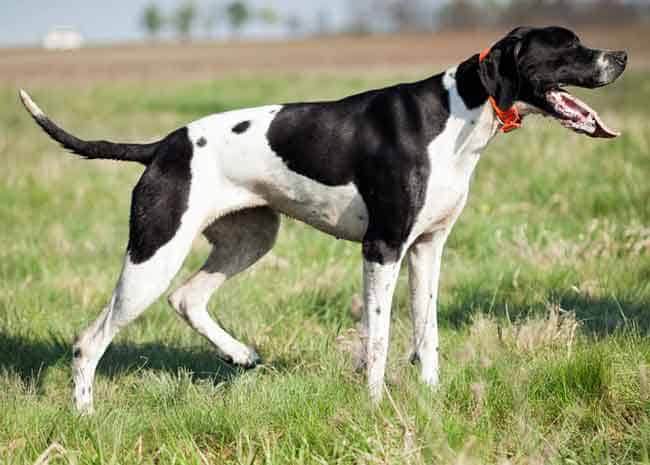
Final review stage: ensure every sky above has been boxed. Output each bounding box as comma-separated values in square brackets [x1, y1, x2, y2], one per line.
[0, 0, 444, 47]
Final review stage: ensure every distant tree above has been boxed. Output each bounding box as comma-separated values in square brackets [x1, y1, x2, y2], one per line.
[437, 0, 482, 30]
[141, 3, 164, 40]
[376, 0, 432, 32]
[173, 1, 197, 41]
[226, 1, 250, 36]
[435, 0, 644, 30]
[286, 15, 302, 36]
[346, 0, 373, 35]
[258, 7, 278, 25]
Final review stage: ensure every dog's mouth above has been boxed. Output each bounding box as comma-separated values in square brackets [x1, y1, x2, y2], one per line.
[543, 89, 619, 138]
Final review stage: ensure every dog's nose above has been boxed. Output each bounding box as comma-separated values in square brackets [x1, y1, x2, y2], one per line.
[613, 51, 628, 67]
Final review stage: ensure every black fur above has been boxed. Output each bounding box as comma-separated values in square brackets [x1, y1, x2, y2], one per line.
[232, 121, 251, 133]
[25, 112, 161, 165]
[127, 127, 193, 264]
[196, 136, 207, 147]
[478, 30, 525, 110]
[455, 56, 489, 110]
[267, 77, 450, 264]
[480, 26, 627, 114]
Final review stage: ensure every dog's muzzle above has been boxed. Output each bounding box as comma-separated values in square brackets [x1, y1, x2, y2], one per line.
[597, 50, 628, 87]
[542, 50, 627, 138]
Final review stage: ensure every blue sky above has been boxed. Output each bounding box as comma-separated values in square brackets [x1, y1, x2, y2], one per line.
[0, 0, 445, 47]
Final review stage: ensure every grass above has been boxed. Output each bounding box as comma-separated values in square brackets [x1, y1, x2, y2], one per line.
[1, 68, 649, 464]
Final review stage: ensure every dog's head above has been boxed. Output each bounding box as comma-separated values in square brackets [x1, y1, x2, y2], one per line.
[479, 26, 627, 138]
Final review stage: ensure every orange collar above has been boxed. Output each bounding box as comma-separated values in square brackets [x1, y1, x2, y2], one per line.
[479, 47, 522, 133]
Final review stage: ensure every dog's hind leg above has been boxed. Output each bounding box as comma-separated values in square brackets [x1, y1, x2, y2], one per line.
[168, 207, 280, 367]
[71, 136, 213, 413]
[71, 227, 201, 413]
[71, 208, 205, 412]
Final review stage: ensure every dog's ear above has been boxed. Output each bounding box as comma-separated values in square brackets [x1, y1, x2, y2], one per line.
[479, 32, 526, 110]
[507, 26, 534, 40]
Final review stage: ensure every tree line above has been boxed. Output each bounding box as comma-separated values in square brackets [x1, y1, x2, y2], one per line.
[141, 0, 650, 41]
[141, 1, 282, 41]
[437, 0, 650, 31]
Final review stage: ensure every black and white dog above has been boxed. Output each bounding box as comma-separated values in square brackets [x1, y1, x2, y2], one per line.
[20, 26, 626, 412]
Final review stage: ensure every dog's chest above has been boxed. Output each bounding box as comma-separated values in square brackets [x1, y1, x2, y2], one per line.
[413, 98, 496, 235]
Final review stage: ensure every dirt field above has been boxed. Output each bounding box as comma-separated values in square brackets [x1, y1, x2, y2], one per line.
[2, 25, 648, 83]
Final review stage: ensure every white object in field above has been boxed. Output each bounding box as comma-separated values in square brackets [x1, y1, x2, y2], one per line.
[43, 26, 83, 50]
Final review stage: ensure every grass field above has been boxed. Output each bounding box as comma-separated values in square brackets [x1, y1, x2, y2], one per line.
[1, 53, 650, 464]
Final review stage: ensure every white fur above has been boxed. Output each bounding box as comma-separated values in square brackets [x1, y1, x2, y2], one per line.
[169, 270, 259, 366]
[19, 89, 44, 118]
[362, 258, 402, 401]
[411, 69, 496, 240]
[596, 51, 620, 85]
[189, 108, 368, 240]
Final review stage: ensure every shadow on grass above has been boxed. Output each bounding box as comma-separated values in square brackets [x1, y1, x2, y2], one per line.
[0, 332, 247, 389]
[293, 279, 650, 337]
[3, 286, 647, 391]
[441, 287, 650, 335]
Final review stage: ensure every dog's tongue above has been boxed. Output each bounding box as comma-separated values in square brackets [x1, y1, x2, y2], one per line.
[548, 91, 620, 138]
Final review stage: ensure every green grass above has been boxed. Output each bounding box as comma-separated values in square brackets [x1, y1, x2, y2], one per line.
[1, 69, 649, 464]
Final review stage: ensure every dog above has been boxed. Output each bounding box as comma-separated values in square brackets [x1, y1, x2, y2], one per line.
[20, 26, 627, 412]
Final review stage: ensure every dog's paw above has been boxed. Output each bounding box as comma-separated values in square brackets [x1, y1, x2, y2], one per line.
[73, 385, 95, 415]
[421, 369, 440, 388]
[227, 346, 261, 369]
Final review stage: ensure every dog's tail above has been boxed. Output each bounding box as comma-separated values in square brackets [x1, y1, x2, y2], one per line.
[19, 90, 159, 165]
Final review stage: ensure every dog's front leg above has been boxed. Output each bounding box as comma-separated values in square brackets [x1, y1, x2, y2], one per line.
[362, 243, 403, 403]
[407, 231, 448, 387]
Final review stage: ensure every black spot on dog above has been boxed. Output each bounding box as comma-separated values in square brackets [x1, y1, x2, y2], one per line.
[127, 127, 193, 264]
[232, 121, 251, 134]
[73, 348, 81, 358]
[375, 307, 381, 315]
[196, 136, 207, 147]
[81, 387, 85, 395]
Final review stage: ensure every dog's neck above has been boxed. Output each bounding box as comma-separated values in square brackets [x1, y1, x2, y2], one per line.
[422, 57, 501, 162]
